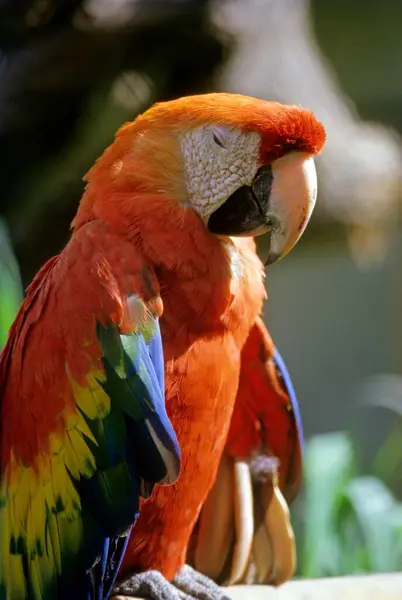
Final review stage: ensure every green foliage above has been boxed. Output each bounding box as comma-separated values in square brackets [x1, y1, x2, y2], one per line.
[0, 219, 23, 351]
[296, 431, 402, 578]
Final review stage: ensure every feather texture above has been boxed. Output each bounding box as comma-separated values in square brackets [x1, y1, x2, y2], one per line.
[0, 222, 180, 600]
[1, 93, 324, 593]
[225, 317, 303, 503]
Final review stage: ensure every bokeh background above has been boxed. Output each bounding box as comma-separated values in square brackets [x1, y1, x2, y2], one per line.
[1, 0, 402, 580]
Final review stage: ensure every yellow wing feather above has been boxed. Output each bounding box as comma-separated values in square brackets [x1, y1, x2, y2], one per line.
[0, 364, 111, 599]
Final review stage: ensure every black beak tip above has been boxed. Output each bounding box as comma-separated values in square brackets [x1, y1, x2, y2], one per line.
[264, 251, 281, 266]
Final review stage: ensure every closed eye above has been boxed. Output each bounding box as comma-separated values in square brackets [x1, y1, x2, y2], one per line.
[212, 132, 226, 150]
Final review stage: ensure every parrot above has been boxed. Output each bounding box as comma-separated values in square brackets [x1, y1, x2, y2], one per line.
[107, 93, 322, 599]
[0, 92, 325, 600]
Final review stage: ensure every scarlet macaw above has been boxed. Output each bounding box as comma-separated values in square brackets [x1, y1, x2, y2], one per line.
[0, 93, 325, 600]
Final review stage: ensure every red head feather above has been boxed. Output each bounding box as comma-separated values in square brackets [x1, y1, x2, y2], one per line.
[117, 92, 326, 162]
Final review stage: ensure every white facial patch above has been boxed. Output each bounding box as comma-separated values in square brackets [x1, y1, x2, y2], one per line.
[179, 125, 261, 220]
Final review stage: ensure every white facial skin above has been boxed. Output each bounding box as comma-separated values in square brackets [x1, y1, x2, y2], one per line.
[179, 125, 261, 220]
[178, 123, 318, 262]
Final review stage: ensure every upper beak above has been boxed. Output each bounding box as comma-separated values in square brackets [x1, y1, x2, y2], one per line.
[207, 151, 317, 265]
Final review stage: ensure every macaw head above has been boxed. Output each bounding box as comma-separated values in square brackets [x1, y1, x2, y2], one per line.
[78, 93, 325, 264]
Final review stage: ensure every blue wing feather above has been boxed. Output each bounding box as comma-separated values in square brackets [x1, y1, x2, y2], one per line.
[99, 531, 132, 600]
[273, 346, 304, 453]
[147, 321, 165, 393]
[87, 318, 180, 599]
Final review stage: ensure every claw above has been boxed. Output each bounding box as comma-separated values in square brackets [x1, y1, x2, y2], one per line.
[252, 491, 274, 583]
[189, 451, 297, 588]
[247, 453, 296, 585]
[193, 453, 235, 580]
[225, 460, 254, 586]
[261, 476, 296, 586]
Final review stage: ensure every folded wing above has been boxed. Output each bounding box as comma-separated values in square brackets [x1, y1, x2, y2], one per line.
[0, 233, 180, 600]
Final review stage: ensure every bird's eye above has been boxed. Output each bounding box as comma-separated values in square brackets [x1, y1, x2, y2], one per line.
[212, 131, 226, 150]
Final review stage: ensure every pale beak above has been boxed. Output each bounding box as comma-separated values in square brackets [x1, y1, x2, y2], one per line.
[263, 152, 317, 264]
[207, 151, 317, 265]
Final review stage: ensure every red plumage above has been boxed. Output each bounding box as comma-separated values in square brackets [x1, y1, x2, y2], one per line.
[0, 93, 325, 596]
[225, 317, 302, 503]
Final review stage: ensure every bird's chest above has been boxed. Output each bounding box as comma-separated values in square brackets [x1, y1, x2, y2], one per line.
[160, 238, 265, 359]
[163, 332, 241, 512]
[161, 241, 265, 486]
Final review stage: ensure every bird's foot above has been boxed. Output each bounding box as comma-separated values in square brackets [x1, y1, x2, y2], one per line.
[113, 570, 182, 600]
[174, 565, 231, 600]
[112, 565, 231, 600]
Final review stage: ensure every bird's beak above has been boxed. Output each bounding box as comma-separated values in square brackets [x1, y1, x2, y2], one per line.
[207, 152, 317, 265]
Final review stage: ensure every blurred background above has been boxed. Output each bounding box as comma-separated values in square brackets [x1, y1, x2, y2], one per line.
[1, 0, 402, 580]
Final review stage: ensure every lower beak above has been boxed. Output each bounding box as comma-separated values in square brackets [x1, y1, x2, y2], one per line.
[207, 152, 317, 265]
